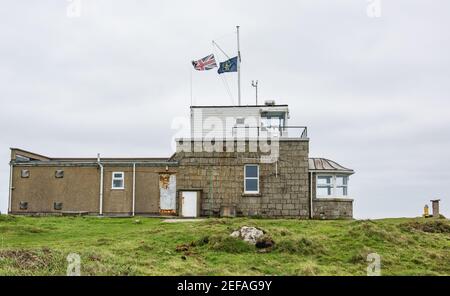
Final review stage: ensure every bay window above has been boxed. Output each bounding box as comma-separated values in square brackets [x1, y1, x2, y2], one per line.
[316, 175, 349, 197]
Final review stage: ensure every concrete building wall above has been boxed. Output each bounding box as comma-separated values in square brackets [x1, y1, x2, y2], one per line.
[9, 164, 175, 215]
[174, 139, 310, 218]
[135, 170, 160, 214]
[10, 166, 100, 214]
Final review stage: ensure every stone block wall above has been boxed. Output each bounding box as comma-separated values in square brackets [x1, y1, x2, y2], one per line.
[174, 139, 310, 218]
[313, 198, 353, 219]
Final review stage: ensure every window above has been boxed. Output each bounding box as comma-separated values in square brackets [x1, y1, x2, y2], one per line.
[316, 175, 349, 197]
[261, 112, 286, 137]
[244, 164, 259, 193]
[55, 170, 64, 178]
[16, 155, 30, 162]
[335, 176, 348, 196]
[317, 176, 333, 196]
[112, 172, 124, 189]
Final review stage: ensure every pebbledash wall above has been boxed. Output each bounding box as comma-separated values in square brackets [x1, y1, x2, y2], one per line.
[8, 148, 178, 216]
[174, 139, 311, 218]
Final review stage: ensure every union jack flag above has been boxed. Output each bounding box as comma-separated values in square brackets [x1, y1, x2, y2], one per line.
[192, 54, 217, 71]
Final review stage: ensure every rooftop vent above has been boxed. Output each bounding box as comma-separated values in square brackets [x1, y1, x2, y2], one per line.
[264, 100, 275, 106]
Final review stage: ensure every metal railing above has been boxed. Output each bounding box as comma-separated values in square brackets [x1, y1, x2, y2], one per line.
[232, 126, 308, 138]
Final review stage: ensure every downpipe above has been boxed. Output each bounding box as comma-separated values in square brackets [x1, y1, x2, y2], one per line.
[97, 154, 104, 216]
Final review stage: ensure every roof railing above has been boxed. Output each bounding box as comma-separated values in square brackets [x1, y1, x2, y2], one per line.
[232, 126, 308, 139]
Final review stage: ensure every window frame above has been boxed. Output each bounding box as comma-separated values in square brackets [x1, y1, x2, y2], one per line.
[316, 174, 349, 198]
[316, 175, 333, 197]
[111, 172, 125, 190]
[244, 164, 260, 194]
[335, 175, 348, 196]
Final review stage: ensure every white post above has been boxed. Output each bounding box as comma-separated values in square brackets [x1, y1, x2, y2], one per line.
[132, 163, 136, 217]
[8, 163, 13, 213]
[310, 172, 314, 219]
[237, 25, 241, 106]
[97, 153, 104, 216]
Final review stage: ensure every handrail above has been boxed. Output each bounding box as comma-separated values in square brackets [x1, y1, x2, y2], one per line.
[232, 126, 308, 138]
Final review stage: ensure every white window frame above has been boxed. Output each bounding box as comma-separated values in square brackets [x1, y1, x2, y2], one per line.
[316, 175, 333, 197]
[335, 175, 349, 197]
[316, 174, 349, 197]
[244, 164, 259, 194]
[111, 172, 125, 190]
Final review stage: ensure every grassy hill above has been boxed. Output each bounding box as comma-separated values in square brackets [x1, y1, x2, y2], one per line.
[0, 215, 449, 275]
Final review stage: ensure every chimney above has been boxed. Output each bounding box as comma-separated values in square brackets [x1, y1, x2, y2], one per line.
[430, 199, 440, 218]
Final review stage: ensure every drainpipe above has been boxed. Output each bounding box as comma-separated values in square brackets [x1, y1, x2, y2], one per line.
[309, 172, 313, 219]
[132, 163, 136, 217]
[8, 162, 13, 214]
[97, 153, 104, 216]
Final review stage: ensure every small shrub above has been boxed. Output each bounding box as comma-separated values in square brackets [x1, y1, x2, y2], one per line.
[255, 235, 275, 249]
[348, 247, 374, 264]
[96, 238, 112, 246]
[194, 236, 210, 246]
[348, 221, 402, 243]
[299, 261, 320, 276]
[0, 248, 64, 272]
[207, 235, 254, 253]
[0, 225, 46, 234]
[0, 215, 16, 222]
[276, 237, 325, 255]
[401, 220, 450, 234]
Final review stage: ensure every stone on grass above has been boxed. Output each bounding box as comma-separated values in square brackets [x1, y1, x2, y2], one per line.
[230, 226, 265, 245]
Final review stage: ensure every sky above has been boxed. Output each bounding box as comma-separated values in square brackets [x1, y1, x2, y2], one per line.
[0, 0, 449, 218]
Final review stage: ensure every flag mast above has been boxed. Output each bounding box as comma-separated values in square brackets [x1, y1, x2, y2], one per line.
[236, 25, 241, 106]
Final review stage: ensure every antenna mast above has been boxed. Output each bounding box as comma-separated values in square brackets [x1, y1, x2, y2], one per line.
[251, 80, 258, 105]
[236, 25, 241, 106]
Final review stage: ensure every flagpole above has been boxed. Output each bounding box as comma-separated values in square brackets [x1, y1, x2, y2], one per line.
[236, 25, 241, 106]
[190, 65, 193, 106]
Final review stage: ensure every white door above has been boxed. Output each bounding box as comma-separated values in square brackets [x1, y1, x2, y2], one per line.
[182, 191, 198, 217]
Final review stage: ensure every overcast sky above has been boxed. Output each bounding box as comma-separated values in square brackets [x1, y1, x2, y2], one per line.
[1, 1, 449, 218]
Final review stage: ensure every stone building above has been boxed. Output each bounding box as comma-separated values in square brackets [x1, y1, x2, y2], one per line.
[7, 102, 354, 219]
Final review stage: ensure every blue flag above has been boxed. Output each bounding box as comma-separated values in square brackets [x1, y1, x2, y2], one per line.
[218, 56, 238, 74]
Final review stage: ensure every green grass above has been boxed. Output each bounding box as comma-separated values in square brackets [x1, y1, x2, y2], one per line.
[0, 215, 449, 275]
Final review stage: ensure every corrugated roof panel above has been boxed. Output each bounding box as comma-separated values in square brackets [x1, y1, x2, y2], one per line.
[308, 158, 354, 174]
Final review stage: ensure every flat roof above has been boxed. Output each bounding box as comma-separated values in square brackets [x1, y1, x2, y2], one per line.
[190, 105, 288, 108]
[11, 148, 173, 163]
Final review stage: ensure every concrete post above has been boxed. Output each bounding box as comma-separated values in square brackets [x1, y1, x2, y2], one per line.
[430, 199, 440, 218]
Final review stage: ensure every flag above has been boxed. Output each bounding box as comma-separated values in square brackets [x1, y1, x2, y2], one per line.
[192, 54, 217, 71]
[218, 56, 238, 74]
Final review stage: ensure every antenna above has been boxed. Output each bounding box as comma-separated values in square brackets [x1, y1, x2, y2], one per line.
[251, 80, 258, 105]
[236, 26, 241, 106]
